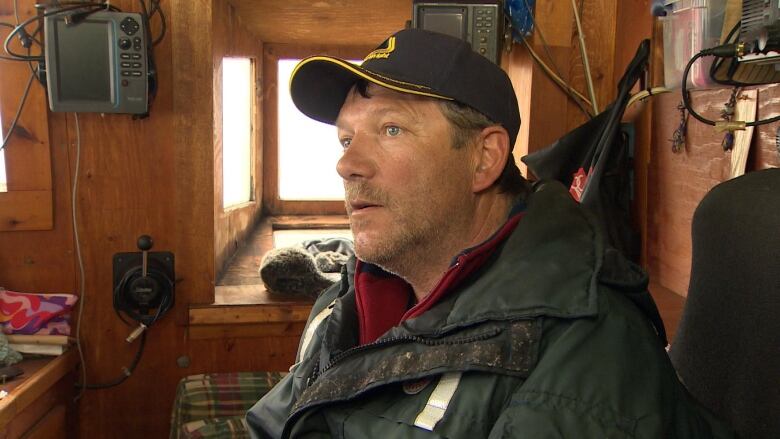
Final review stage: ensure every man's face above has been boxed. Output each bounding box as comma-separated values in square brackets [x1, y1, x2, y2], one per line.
[335, 85, 477, 270]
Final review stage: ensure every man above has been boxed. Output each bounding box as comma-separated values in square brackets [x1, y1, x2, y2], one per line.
[247, 29, 733, 438]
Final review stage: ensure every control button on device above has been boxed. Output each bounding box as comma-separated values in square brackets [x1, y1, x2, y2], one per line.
[131, 54, 142, 60]
[119, 38, 132, 50]
[121, 62, 131, 68]
[132, 62, 142, 68]
[122, 71, 132, 77]
[131, 71, 143, 77]
[120, 53, 131, 59]
[120, 17, 140, 36]
[121, 79, 129, 87]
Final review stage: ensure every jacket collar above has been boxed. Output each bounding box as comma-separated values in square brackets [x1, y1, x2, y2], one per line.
[390, 181, 604, 336]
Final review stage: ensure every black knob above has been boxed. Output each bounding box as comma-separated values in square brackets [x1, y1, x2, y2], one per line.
[137, 235, 153, 251]
[119, 38, 131, 50]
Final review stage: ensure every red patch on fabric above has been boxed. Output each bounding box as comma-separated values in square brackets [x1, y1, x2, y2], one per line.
[355, 213, 524, 344]
[569, 167, 590, 202]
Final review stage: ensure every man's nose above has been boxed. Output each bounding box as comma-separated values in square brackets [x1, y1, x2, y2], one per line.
[336, 133, 375, 181]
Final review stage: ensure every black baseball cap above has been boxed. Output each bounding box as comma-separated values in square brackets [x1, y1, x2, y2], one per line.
[289, 28, 521, 147]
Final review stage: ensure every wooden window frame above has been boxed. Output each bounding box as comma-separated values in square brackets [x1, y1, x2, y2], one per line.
[0, 46, 53, 232]
[261, 43, 369, 216]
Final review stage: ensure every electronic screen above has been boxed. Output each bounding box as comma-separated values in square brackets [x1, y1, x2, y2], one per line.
[44, 11, 148, 114]
[417, 7, 467, 40]
[412, 1, 503, 64]
[53, 19, 112, 102]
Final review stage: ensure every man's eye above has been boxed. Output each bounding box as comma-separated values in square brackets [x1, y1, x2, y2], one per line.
[340, 138, 352, 148]
[385, 126, 401, 136]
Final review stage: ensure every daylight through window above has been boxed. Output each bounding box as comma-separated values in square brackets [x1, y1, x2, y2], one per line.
[222, 57, 254, 208]
[277, 59, 348, 201]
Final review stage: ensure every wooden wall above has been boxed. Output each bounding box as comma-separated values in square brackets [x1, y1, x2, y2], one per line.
[648, 87, 780, 296]
[510, 0, 620, 163]
[1, 1, 299, 437]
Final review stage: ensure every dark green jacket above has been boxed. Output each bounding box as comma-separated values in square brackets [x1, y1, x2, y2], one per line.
[247, 181, 734, 438]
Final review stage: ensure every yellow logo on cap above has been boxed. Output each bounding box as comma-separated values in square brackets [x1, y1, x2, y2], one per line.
[363, 37, 396, 61]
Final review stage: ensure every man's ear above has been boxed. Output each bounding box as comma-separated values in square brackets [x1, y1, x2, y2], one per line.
[472, 126, 510, 193]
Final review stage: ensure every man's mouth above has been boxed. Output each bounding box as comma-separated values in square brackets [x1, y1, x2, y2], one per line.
[349, 200, 382, 213]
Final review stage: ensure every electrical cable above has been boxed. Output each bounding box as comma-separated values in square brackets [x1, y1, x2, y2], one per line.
[71, 113, 88, 401]
[518, 0, 594, 118]
[570, 0, 598, 114]
[626, 86, 671, 109]
[3, 2, 117, 61]
[146, 0, 166, 47]
[682, 44, 780, 128]
[78, 332, 147, 389]
[11, 0, 45, 86]
[0, 23, 28, 61]
[0, 69, 35, 151]
[709, 21, 742, 86]
[112, 265, 175, 326]
[519, 38, 594, 117]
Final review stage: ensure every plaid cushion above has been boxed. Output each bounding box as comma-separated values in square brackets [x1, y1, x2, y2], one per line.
[180, 417, 249, 439]
[170, 371, 286, 439]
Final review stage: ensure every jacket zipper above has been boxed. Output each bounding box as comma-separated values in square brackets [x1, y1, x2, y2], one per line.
[306, 326, 502, 387]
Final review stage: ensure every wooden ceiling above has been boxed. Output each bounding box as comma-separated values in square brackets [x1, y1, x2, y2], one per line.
[228, 0, 413, 46]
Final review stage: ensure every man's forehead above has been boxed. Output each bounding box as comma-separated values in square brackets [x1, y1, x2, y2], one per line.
[336, 84, 442, 126]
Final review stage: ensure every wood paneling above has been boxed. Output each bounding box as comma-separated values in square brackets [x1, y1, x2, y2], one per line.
[0, 5, 53, 232]
[213, 1, 265, 279]
[511, 0, 619, 158]
[0, 9, 71, 290]
[0, 190, 51, 231]
[229, 0, 412, 46]
[172, 0, 215, 307]
[0, 351, 78, 437]
[190, 303, 311, 325]
[648, 87, 780, 295]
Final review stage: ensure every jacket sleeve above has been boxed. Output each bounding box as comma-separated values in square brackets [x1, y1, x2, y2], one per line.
[246, 281, 344, 439]
[488, 392, 737, 439]
[488, 401, 634, 439]
[246, 371, 300, 439]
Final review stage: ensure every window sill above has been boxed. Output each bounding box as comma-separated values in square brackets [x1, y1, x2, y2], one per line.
[188, 215, 349, 339]
[188, 286, 313, 340]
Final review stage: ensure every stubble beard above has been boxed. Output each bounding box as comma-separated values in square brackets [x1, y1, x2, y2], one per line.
[345, 182, 447, 277]
[345, 182, 464, 280]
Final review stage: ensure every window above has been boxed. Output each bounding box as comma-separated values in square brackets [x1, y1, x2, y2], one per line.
[222, 57, 254, 208]
[277, 59, 344, 201]
[263, 45, 369, 215]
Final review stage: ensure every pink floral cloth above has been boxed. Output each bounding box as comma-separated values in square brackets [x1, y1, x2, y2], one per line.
[0, 289, 78, 335]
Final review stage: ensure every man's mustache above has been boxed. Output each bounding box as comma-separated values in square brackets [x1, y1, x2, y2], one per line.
[344, 183, 392, 213]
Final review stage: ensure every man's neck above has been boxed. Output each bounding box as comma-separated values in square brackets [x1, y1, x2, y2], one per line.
[400, 193, 514, 302]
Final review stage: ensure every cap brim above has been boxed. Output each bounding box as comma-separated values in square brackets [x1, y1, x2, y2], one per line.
[289, 56, 453, 125]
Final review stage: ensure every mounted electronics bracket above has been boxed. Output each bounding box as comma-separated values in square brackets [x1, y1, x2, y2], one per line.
[112, 235, 174, 340]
